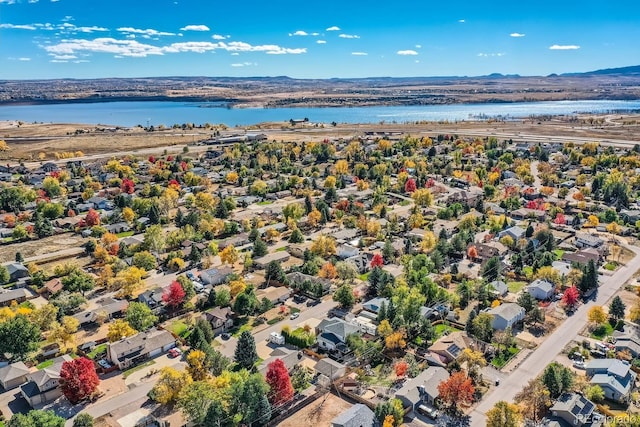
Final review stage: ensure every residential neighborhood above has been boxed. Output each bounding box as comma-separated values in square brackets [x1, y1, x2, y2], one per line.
[1, 132, 640, 427]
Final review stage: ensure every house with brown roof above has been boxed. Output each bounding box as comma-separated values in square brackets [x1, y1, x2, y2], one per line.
[107, 328, 176, 370]
[428, 331, 472, 365]
[202, 307, 234, 335]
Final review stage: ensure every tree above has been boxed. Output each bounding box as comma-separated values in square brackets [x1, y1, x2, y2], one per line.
[318, 262, 337, 279]
[486, 401, 522, 427]
[143, 224, 165, 253]
[60, 357, 100, 403]
[459, 348, 487, 382]
[395, 361, 408, 377]
[385, 330, 407, 351]
[562, 286, 580, 309]
[438, 371, 475, 415]
[514, 378, 551, 423]
[8, 410, 64, 427]
[374, 399, 404, 427]
[541, 362, 574, 398]
[0, 265, 10, 284]
[125, 302, 157, 331]
[150, 367, 192, 404]
[186, 349, 210, 381]
[333, 284, 355, 308]
[61, 269, 95, 295]
[517, 292, 536, 314]
[411, 188, 434, 207]
[235, 330, 259, 370]
[252, 238, 268, 258]
[587, 306, 607, 326]
[585, 385, 605, 403]
[377, 319, 393, 337]
[265, 261, 286, 286]
[609, 295, 626, 321]
[132, 251, 157, 271]
[47, 316, 79, 351]
[163, 281, 186, 309]
[107, 319, 137, 342]
[383, 415, 395, 427]
[73, 414, 94, 427]
[85, 208, 100, 227]
[178, 381, 218, 425]
[266, 358, 294, 405]
[0, 315, 40, 360]
[111, 266, 145, 298]
[220, 244, 239, 266]
[371, 253, 384, 268]
[471, 313, 494, 342]
[482, 256, 501, 282]
[289, 228, 304, 243]
[467, 245, 478, 260]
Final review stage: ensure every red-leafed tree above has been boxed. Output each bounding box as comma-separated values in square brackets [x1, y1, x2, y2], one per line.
[562, 286, 580, 309]
[162, 281, 186, 309]
[371, 253, 384, 268]
[148, 155, 156, 163]
[425, 178, 435, 188]
[85, 208, 100, 226]
[60, 357, 100, 404]
[395, 361, 408, 377]
[168, 179, 180, 190]
[437, 371, 475, 415]
[554, 213, 566, 225]
[265, 358, 294, 405]
[404, 178, 417, 193]
[120, 178, 135, 194]
[167, 155, 174, 161]
[467, 245, 478, 260]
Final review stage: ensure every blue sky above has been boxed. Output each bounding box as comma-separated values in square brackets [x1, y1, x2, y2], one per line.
[1, 0, 639, 79]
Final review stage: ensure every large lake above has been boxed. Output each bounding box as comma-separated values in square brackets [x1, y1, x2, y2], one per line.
[1, 99, 640, 127]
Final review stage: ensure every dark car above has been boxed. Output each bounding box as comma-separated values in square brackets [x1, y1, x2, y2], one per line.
[307, 299, 320, 307]
[221, 332, 231, 340]
[293, 294, 306, 304]
[590, 349, 606, 358]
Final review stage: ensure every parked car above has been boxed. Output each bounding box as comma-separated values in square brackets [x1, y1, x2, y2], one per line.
[290, 312, 300, 320]
[293, 294, 306, 304]
[573, 361, 586, 369]
[307, 299, 320, 307]
[168, 348, 182, 358]
[590, 349, 607, 358]
[97, 359, 112, 370]
[221, 332, 231, 340]
[186, 271, 196, 280]
[417, 404, 439, 419]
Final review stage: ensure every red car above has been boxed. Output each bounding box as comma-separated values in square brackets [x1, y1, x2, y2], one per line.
[168, 348, 182, 358]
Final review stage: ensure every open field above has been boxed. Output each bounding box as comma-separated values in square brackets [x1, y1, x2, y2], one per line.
[276, 393, 353, 427]
[2, 112, 640, 161]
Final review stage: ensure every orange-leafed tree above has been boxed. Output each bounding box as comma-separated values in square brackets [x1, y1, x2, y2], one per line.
[266, 358, 294, 405]
[318, 262, 337, 279]
[85, 208, 100, 227]
[467, 245, 478, 260]
[395, 361, 408, 377]
[437, 371, 475, 415]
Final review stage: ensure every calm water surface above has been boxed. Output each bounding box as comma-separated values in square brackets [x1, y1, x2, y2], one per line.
[1, 99, 639, 127]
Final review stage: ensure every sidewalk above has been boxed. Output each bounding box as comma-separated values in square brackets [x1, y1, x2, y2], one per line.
[500, 348, 533, 374]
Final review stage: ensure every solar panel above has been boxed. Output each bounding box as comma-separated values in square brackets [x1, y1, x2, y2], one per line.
[581, 401, 594, 415]
[448, 344, 461, 357]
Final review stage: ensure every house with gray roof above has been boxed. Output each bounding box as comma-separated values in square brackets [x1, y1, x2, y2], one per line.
[362, 297, 390, 314]
[613, 326, 640, 358]
[395, 367, 450, 410]
[107, 328, 176, 370]
[549, 392, 603, 427]
[199, 267, 233, 285]
[487, 303, 525, 330]
[20, 355, 71, 407]
[586, 359, 637, 403]
[316, 318, 360, 351]
[488, 280, 508, 298]
[313, 358, 346, 380]
[5, 262, 29, 283]
[258, 349, 301, 377]
[575, 233, 604, 249]
[0, 288, 31, 307]
[0, 361, 30, 390]
[526, 279, 555, 300]
[498, 226, 525, 242]
[331, 404, 377, 427]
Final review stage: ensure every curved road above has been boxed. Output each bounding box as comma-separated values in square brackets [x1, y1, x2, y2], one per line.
[470, 243, 640, 427]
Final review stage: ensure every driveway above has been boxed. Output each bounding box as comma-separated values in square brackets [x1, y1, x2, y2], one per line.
[470, 243, 640, 427]
[124, 353, 187, 386]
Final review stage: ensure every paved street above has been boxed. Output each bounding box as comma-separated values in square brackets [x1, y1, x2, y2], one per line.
[216, 298, 338, 358]
[470, 243, 640, 427]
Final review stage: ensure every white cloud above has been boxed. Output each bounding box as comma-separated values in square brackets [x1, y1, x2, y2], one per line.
[0, 0, 16, 3]
[477, 52, 506, 57]
[339, 34, 360, 39]
[326, 26, 340, 31]
[73, 60, 90, 63]
[510, 32, 526, 37]
[351, 51, 368, 56]
[415, 44, 422, 48]
[311, 32, 319, 36]
[549, 44, 580, 50]
[50, 60, 68, 63]
[230, 52, 239, 56]
[0, 23, 37, 30]
[231, 62, 256, 67]
[458, 19, 465, 23]
[43, 37, 307, 57]
[290, 30, 308, 36]
[118, 27, 175, 37]
[180, 25, 209, 32]
[212, 34, 227, 40]
[316, 40, 326, 44]
[72, 25, 109, 33]
[50, 54, 77, 59]
[18, 57, 31, 61]
[397, 50, 418, 55]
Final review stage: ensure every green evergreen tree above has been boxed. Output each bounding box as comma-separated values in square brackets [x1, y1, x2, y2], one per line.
[609, 295, 626, 321]
[234, 331, 259, 370]
[252, 238, 268, 258]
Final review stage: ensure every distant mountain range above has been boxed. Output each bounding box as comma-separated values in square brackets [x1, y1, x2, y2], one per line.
[558, 65, 640, 77]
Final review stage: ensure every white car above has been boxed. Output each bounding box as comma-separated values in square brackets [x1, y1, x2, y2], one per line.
[573, 361, 586, 369]
[290, 312, 300, 320]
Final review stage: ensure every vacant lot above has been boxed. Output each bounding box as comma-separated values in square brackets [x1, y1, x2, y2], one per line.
[277, 392, 353, 427]
[0, 233, 85, 263]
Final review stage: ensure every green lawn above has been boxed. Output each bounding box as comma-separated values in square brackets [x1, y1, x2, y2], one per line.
[276, 247, 288, 252]
[604, 262, 618, 271]
[522, 266, 534, 279]
[359, 272, 370, 281]
[117, 231, 135, 238]
[360, 364, 393, 387]
[553, 249, 565, 260]
[507, 281, 527, 293]
[232, 318, 254, 337]
[491, 346, 519, 368]
[257, 201, 273, 206]
[399, 200, 412, 206]
[37, 360, 54, 370]
[434, 324, 462, 339]
[267, 316, 283, 325]
[123, 360, 156, 378]
[591, 323, 614, 340]
[169, 320, 190, 337]
[87, 343, 107, 360]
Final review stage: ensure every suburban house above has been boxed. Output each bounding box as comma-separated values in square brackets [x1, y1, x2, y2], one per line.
[39, 278, 63, 298]
[346, 253, 373, 274]
[613, 326, 640, 357]
[107, 328, 177, 370]
[199, 267, 233, 286]
[257, 286, 291, 305]
[362, 297, 390, 314]
[548, 392, 602, 427]
[498, 226, 526, 242]
[138, 288, 164, 310]
[286, 272, 331, 296]
[562, 248, 601, 266]
[202, 307, 234, 334]
[488, 280, 508, 298]
[337, 244, 360, 259]
[467, 243, 499, 263]
[575, 233, 604, 249]
[586, 359, 637, 403]
[20, 355, 72, 407]
[253, 251, 290, 269]
[395, 367, 450, 410]
[316, 318, 360, 351]
[487, 303, 525, 330]
[5, 262, 29, 283]
[313, 358, 346, 381]
[0, 288, 31, 307]
[526, 279, 556, 300]
[73, 298, 129, 326]
[331, 404, 377, 427]
[0, 361, 30, 390]
[257, 349, 301, 377]
[428, 331, 472, 365]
